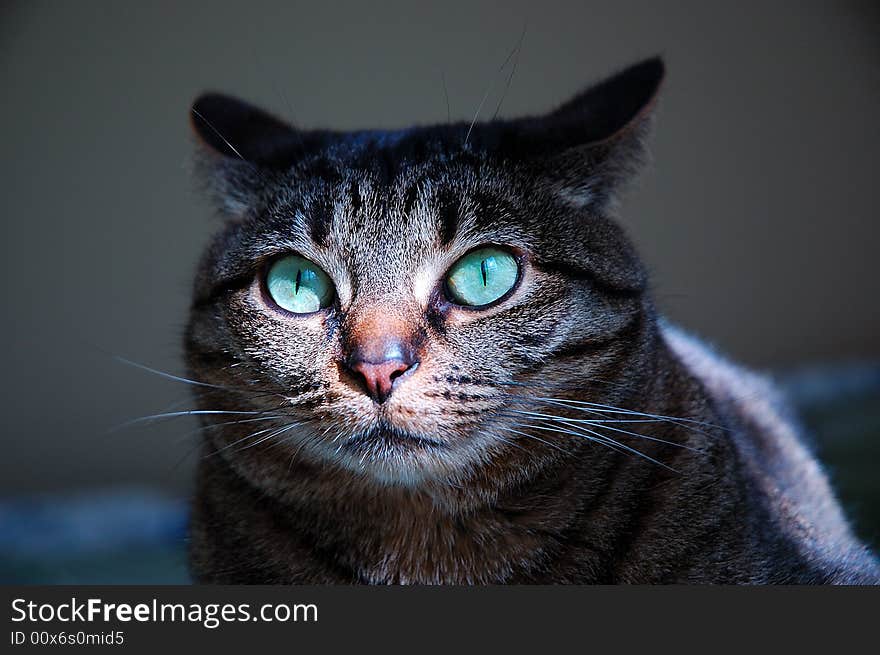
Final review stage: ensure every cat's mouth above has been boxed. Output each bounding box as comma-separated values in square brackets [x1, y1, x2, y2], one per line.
[342, 422, 446, 451]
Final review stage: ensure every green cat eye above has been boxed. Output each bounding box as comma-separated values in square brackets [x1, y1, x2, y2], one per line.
[445, 247, 520, 307]
[265, 255, 335, 314]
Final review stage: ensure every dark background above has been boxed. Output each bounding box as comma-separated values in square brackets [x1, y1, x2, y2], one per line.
[1, 0, 877, 530]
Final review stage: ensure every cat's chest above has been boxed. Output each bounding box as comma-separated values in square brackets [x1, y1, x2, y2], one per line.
[349, 518, 553, 584]
[304, 501, 563, 584]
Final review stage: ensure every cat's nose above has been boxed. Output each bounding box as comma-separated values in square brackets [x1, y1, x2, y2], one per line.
[345, 339, 418, 404]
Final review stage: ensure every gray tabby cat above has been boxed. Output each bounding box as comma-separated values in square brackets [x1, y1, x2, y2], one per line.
[185, 58, 879, 583]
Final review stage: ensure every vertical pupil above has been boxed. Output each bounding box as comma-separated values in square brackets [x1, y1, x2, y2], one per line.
[480, 259, 488, 287]
[294, 268, 302, 294]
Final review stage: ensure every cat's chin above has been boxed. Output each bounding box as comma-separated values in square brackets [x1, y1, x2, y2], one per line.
[342, 425, 447, 451]
[325, 422, 462, 486]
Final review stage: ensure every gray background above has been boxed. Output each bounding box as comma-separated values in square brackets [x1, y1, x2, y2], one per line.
[1, 1, 878, 496]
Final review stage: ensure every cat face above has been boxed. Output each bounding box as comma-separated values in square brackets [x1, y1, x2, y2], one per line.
[186, 59, 663, 485]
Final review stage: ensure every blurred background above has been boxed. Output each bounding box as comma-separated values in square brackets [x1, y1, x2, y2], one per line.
[1, 1, 878, 582]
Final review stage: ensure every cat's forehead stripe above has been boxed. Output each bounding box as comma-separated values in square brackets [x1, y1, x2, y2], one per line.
[305, 196, 332, 248]
[348, 179, 363, 213]
[434, 187, 460, 247]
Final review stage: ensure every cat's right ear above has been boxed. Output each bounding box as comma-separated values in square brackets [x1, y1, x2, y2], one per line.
[189, 93, 305, 216]
[190, 93, 304, 165]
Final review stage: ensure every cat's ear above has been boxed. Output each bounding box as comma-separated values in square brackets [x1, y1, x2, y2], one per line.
[189, 93, 310, 216]
[190, 93, 304, 165]
[517, 57, 665, 210]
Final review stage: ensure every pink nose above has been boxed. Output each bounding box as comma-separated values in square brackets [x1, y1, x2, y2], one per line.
[341, 311, 421, 403]
[349, 358, 414, 403]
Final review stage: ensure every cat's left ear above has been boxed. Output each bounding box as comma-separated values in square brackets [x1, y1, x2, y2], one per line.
[515, 57, 665, 210]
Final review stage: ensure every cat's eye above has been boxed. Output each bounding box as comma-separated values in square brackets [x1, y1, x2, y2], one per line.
[445, 247, 520, 307]
[265, 255, 335, 314]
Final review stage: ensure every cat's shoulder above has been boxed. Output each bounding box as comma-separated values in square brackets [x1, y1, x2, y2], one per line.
[660, 321, 879, 582]
[659, 320, 786, 414]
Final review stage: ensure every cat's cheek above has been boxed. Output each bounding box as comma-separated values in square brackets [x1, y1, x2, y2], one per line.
[234, 282, 330, 336]
[217, 286, 336, 378]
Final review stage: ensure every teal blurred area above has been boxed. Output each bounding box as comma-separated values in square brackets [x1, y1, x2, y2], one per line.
[0, 490, 190, 584]
[1, 366, 877, 584]
[784, 366, 880, 550]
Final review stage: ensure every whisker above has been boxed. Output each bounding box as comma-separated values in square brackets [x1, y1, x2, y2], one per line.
[248, 44, 307, 152]
[501, 408, 701, 453]
[501, 408, 674, 426]
[115, 356, 288, 404]
[557, 417, 703, 453]
[490, 22, 527, 121]
[506, 419, 678, 472]
[496, 424, 572, 454]
[497, 376, 633, 393]
[167, 442, 202, 475]
[490, 434, 525, 451]
[115, 356, 224, 389]
[284, 430, 317, 472]
[235, 421, 306, 453]
[173, 414, 287, 444]
[203, 421, 297, 459]
[532, 397, 723, 435]
[496, 395, 718, 442]
[509, 420, 612, 448]
[168, 415, 293, 472]
[213, 415, 319, 459]
[542, 419, 679, 472]
[464, 31, 524, 146]
[112, 409, 272, 432]
[441, 71, 451, 124]
[203, 425, 278, 455]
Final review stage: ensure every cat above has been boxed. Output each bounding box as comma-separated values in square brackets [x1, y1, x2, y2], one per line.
[184, 57, 879, 584]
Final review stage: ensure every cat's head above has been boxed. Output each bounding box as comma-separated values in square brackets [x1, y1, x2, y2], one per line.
[186, 58, 663, 487]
